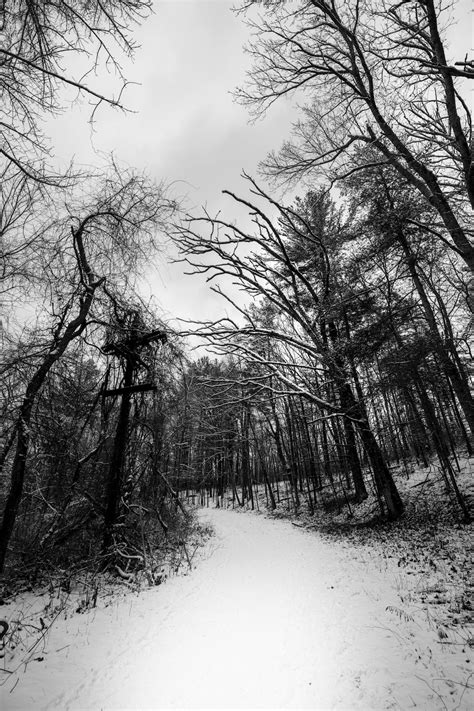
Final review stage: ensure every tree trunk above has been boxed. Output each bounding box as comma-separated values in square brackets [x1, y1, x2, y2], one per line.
[327, 319, 368, 502]
[339, 376, 403, 519]
[339, 383, 368, 502]
[415, 380, 471, 522]
[103, 358, 134, 551]
[0, 399, 34, 572]
[355, 419, 404, 520]
[398, 233, 474, 435]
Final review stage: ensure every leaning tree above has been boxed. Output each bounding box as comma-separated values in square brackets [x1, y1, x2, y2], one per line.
[236, 0, 474, 277]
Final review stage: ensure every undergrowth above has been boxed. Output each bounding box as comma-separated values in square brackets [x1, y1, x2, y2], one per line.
[0, 504, 213, 681]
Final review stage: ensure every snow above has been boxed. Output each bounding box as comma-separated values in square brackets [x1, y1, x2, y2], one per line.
[1, 507, 473, 710]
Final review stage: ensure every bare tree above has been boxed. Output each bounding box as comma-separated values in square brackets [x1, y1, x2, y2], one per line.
[236, 0, 474, 276]
[0, 0, 152, 183]
[0, 167, 174, 572]
[0, 165, 54, 294]
[175, 177, 404, 519]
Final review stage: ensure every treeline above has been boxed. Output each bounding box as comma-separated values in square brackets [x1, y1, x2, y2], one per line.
[171, 0, 473, 522]
[171, 181, 472, 522]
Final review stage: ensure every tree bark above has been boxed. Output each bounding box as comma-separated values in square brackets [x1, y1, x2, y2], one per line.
[103, 357, 134, 551]
[339, 383, 368, 502]
[326, 319, 368, 502]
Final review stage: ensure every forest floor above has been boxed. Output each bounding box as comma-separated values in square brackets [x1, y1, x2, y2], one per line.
[252, 453, 474, 650]
[0, 458, 473, 710]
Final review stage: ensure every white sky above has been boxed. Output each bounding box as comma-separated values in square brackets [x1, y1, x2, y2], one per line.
[47, 0, 473, 332]
[48, 0, 297, 329]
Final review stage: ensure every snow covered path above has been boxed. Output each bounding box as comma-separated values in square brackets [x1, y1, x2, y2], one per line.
[2, 507, 472, 710]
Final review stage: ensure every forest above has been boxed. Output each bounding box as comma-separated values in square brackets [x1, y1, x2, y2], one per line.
[0, 1, 473, 709]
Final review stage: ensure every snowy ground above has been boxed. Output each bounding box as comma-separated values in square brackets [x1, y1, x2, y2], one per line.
[1, 506, 473, 710]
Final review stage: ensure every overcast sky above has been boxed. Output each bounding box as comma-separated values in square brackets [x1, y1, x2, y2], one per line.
[48, 0, 473, 332]
[48, 1, 297, 330]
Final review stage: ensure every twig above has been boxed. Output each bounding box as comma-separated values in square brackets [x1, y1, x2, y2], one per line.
[415, 675, 448, 711]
